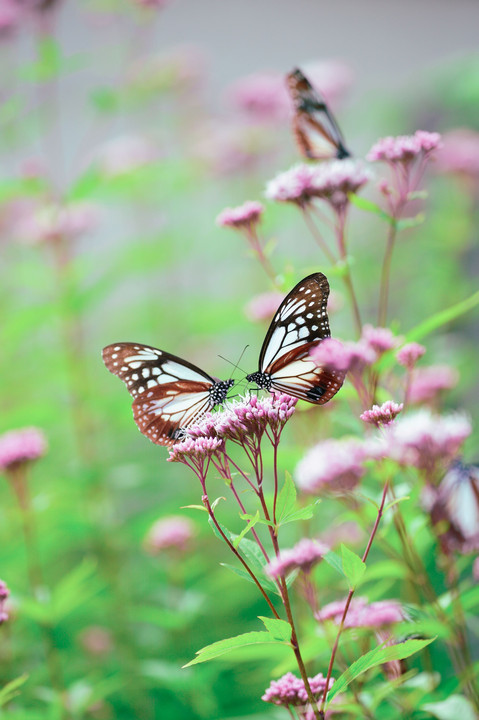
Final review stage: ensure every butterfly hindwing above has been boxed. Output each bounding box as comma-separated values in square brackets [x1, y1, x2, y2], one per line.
[286, 67, 351, 161]
[102, 342, 232, 445]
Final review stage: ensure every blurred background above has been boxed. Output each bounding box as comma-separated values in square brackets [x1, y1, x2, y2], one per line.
[1, 1, 479, 718]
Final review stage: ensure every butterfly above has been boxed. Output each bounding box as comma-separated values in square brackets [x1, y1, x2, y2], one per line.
[286, 67, 351, 161]
[102, 343, 234, 445]
[246, 272, 345, 404]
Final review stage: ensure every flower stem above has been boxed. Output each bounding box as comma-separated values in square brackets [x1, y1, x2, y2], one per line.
[335, 210, 362, 337]
[377, 219, 398, 327]
[301, 208, 337, 265]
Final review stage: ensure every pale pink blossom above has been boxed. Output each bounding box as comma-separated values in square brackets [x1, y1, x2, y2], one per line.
[408, 365, 459, 405]
[167, 436, 224, 464]
[94, 135, 157, 177]
[245, 291, 284, 322]
[316, 597, 403, 628]
[15, 202, 98, 245]
[216, 200, 264, 229]
[474, 557, 479, 582]
[227, 72, 288, 122]
[296, 438, 367, 494]
[212, 394, 296, 442]
[265, 163, 319, 205]
[79, 626, 113, 656]
[262, 671, 333, 706]
[144, 515, 195, 553]
[0, 580, 10, 624]
[367, 131, 442, 164]
[360, 401, 403, 427]
[396, 342, 426, 370]
[307, 159, 372, 210]
[266, 539, 329, 578]
[0, 427, 47, 472]
[320, 521, 363, 549]
[311, 337, 376, 374]
[0, 0, 23, 36]
[361, 324, 399, 355]
[435, 129, 479, 179]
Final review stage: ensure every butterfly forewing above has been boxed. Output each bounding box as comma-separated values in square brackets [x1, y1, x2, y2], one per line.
[247, 272, 345, 405]
[102, 342, 232, 445]
[286, 68, 351, 161]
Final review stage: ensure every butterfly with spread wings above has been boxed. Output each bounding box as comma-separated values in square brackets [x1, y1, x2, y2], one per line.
[286, 67, 351, 161]
[246, 272, 345, 404]
[102, 343, 234, 445]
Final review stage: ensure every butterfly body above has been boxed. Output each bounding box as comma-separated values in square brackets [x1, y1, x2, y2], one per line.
[102, 342, 233, 445]
[246, 273, 345, 404]
[287, 67, 351, 161]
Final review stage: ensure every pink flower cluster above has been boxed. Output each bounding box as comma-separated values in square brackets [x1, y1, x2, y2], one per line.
[312, 326, 398, 376]
[396, 342, 426, 370]
[245, 291, 285, 322]
[266, 538, 330, 578]
[435, 129, 479, 179]
[216, 200, 264, 230]
[367, 130, 442, 164]
[316, 597, 403, 628]
[408, 365, 459, 405]
[262, 671, 333, 706]
[167, 436, 224, 464]
[265, 160, 371, 208]
[0, 427, 47, 472]
[15, 202, 98, 245]
[214, 393, 297, 441]
[143, 516, 195, 554]
[227, 72, 288, 122]
[0, 580, 9, 624]
[296, 438, 367, 494]
[360, 401, 403, 427]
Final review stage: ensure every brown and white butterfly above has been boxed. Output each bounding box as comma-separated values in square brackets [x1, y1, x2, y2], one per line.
[102, 343, 234, 445]
[246, 272, 345, 404]
[286, 67, 351, 161]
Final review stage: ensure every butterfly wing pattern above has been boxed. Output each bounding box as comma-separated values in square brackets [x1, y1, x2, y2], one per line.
[102, 343, 233, 445]
[286, 67, 351, 161]
[246, 273, 345, 404]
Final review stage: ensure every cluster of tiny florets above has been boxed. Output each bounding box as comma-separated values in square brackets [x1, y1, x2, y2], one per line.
[0, 427, 47, 472]
[167, 436, 224, 463]
[296, 438, 368, 494]
[360, 401, 404, 427]
[216, 200, 264, 229]
[367, 130, 442, 164]
[262, 671, 333, 706]
[143, 516, 195, 554]
[316, 596, 403, 628]
[396, 342, 426, 370]
[0, 580, 10, 625]
[267, 538, 330, 578]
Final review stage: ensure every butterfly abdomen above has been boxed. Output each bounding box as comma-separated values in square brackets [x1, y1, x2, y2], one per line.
[209, 379, 235, 408]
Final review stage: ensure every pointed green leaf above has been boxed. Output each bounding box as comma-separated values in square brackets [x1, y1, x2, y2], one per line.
[233, 511, 261, 548]
[397, 213, 425, 231]
[0, 675, 28, 707]
[326, 637, 435, 704]
[183, 630, 289, 667]
[323, 550, 345, 577]
[349, 194, 394, 224]
[341, 545, 366, 590]
[280, 500, 320, 525]
[405, 290, 479, 343]
[259, 617, 292, 642]
[180, 504, 207, 512]
[276, 472, 297, 522]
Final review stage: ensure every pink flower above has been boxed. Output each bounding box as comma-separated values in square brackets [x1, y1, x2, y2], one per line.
[396, 342, 426, 370]
[408, 365, 459, 405]
[311, 337, 376, 374]
[216, 200, 264, 230]
[361, 324, 399, 355]
[308, 159, 372, 210]
[474, 557, 479, 582]
[296, 438, 367, 494]
[79, 626, 113, 656]
[382, 409, 471, 474]
[245, 291, 285, 322]
[320, 521, 363, 549]
[15, 202, 98, 245]
[367, 130, 442, 164]
[266, 539, 330, 578]
[212, 394, 297, 443]
[265, 163, 319, 205]
[227, 72, 289, 122]
[360, 401, 403, 427]
[0, 0, 23, 36]
[262, 671, 333, 707]
[167, 436, 224, 464]
[143, 515, 195, 554]
[435, 129, 479, 179]
[0, 427, 47, 472]
[0, 580, 10, 624]
[94, 135, 157, 177]
[316, 597, 403, 628]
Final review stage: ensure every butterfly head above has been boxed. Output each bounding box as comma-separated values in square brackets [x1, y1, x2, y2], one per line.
[246, 371, 272, 391]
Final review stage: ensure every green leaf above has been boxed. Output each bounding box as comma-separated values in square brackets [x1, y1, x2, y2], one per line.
[279, 501, 319, 525]
[397, 213, 425, 231]
[239, 513, 275, 529]
[421, 695, 477, 720]
[276, 472, 297, 522]
[406, 289, 479, 343]
[349, 194, 394, 224]
[183, 630, 289, 667]
[323, 550, 345, 577]
[341, 545, 366, 590]
[326, 637, 435, 705]
[68, 167, 103, 201]
[180, 504, 207, 512]
[0, 675, 28, 707]
[233, 511, 261, 548]
[259, 616, 292, 642]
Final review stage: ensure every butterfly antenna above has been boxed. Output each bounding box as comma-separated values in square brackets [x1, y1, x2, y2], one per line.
[218, 345, 250, 380]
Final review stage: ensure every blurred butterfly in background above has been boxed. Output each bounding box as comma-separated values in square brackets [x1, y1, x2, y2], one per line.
[102, 343, 234, 445]
[246, 272, 345, 404]
[286, 67, 351, 161]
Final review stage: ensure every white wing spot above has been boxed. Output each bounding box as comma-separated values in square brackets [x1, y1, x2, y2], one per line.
[306, 313, 314, 319]
[142, 368, 150, 378]
[113, 362, 118, 367]
[121, 366, 127, 372]
[147, 379, 157, 388]
[138, 386, 145, 394]
[113, 346, 121, 351]
[151, 367, 161, 376]
[111, 353, 118, 359]
[132, 373, 139, 381]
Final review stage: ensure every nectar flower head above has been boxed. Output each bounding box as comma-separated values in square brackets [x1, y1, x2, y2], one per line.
[408, 364, 459, 405]
[309, 159, 372, 210]
[265, 163, 318, 206]
[316, 596, 403, 628]
[435, 129, 479, 179]
[262, 671, 333, 707]
[15, 201, 98, 245]
[361, 324, 399, 355]
[266, 538, 330, 578]
[0, 580, 10, 624]
[0, 427, 47, 472]
[213, 393, 296, 442]
[360, 401, 403, 427]
[245, 291, 284, 322]
[296, 437, 367, 494]
[367, 130, 442, 164]
[167, 436, 224, 464]
[216, 200, 264, 230]
[396, 342, 426, 370]
[143, 515, 195, 554]
[311, 337, 376, 374]
[227, 72, 288, 122]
